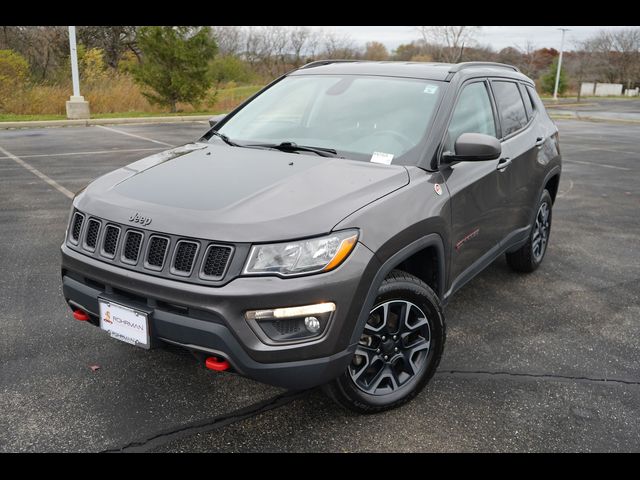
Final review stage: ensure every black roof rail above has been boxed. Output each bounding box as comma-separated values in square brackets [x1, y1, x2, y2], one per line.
[449, 62, 520, 74]
[300, 59, 361, 69]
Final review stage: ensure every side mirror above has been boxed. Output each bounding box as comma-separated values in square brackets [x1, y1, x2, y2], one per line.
[443, 133, 502, 163]
[208, 114, 225, 128]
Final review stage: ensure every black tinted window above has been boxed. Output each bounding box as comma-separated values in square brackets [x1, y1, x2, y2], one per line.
[446, 82, 496, 152]
[520, 84, 534, 118]
[492, 81, 528, 137]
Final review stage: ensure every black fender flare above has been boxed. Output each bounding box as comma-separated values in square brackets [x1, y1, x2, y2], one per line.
[529, 165, 562, 227]
[349, 233, 446, 345]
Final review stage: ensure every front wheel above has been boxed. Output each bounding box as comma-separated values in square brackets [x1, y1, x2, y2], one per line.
[506, 189, 553, 273]
[323, 270, 445, 413]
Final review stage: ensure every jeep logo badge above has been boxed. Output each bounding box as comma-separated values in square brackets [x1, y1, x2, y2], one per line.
[129, 212, 152, 226]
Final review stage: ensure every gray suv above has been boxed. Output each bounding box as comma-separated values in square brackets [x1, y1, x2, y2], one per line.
[61, 61, 561, 412]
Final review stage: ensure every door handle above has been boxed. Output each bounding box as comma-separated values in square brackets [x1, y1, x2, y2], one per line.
[535, 136, 545, 147]
[497, 157, 512, 171]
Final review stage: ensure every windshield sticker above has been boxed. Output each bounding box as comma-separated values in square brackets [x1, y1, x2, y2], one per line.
[371, 152, 394, 165]
[423, 84, 439, 95]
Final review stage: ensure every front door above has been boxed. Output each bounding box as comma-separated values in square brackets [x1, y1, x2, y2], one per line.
[441, 80, 511, 285]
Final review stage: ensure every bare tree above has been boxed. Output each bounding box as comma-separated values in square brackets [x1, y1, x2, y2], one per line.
[212, 26, 245, 57]
[608, 28, 640, 88]
[0, 26, 69, 81]
[576, 28, 640, 88]
[321, 31, 360, 59]
[77, 26, 140, 68]
[288, 26, 323, 66]
[417, 26, 481, 63]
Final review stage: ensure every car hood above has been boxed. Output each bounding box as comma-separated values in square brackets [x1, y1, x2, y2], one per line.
[74, 143, 409, 242]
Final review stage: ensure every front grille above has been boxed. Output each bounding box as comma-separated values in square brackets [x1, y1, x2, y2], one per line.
[84, 219, 101, 250]
[70, 213, 84, 243]
[146, 236, 169, 269]
[67, 211, 235, 285]
[201, 245, 233, 279]
[102, 225, 120, 257]
[173, 241, 199, 274]
[122, 231, 143, 264]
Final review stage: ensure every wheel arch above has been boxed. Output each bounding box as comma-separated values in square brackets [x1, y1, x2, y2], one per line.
[544, 172, 561, 204]
[349, 233, 445, 345]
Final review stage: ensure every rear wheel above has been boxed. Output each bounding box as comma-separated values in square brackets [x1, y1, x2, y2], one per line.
[506, 189, 553, 273]
[323, 270, 445, 413]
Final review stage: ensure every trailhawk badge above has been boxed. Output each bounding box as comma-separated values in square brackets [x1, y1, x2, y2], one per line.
[129, 212, 152, 226]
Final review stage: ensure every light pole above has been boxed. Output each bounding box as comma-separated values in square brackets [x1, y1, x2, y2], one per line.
[553, 28, 570, 101]
[65, 26, 90, 119]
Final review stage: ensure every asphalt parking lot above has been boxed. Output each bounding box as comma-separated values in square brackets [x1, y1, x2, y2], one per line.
[1, 118, 639, 452]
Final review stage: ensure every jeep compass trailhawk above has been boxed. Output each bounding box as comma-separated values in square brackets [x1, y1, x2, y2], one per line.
[61, 61, 561, 412]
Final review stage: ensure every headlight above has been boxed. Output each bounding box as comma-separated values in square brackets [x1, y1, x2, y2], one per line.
[243, 230, 358, 277]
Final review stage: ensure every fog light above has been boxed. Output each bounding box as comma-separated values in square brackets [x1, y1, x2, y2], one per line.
[245, 302, 335, 342]
[304, 316, 321, 333]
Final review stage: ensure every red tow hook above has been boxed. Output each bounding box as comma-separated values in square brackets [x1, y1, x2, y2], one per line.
[73, 309, 90, 321]
[205, 356, 230, 372]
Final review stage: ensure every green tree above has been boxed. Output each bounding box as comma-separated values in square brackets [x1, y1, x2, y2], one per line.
[209, 55, 254, 85]
[132, 26, 217, 112]
[540, 57, 567, 95]
[0, 49, 29, 110]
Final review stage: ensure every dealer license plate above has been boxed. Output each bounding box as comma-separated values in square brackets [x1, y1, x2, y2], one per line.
[98, 299, 150, 349]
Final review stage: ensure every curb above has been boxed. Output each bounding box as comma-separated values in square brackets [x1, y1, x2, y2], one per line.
[543, 102, 597, 109]
[549, 112, 640, 125]
[0, 115, 219, 130]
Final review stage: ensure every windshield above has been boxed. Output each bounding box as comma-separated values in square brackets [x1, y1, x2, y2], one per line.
[216, 74, 445, 164]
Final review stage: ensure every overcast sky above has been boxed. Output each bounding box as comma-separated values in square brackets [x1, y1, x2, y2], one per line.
[304, 26, 636, 51]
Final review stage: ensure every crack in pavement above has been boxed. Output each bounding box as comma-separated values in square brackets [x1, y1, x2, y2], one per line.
[437, 369, 640, 387]
[101, 368, 639, 452]
[101, 389, 310, 453]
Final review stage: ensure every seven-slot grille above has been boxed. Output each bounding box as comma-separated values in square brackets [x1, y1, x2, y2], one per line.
[202, 245, 233, 279]
[146, 236, 169, 269]
[84, 219, 101, 250]
[67, 211, 234, 283]
[172, 241, 199, 274]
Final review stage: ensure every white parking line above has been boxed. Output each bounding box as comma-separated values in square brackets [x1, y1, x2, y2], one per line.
[556, 179, 574, 198]
[0, 144, 74, 199]
[95, 125, 175, 147]
[0, 147, 165, 160]
[564, 159, 630, 171]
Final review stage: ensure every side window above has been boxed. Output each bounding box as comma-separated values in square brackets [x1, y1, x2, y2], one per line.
[446, 82, 497, 152]
[492, 81, 528, 137]
[519, 83, 534, 119]
[526, 85, 544, 112]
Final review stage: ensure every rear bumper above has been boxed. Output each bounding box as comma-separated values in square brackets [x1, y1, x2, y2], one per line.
[61, 242, 380, 389]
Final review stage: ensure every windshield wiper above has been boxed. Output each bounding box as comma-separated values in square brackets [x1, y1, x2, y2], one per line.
[210, 130, 240, 147]
[244, 141, 339, 158]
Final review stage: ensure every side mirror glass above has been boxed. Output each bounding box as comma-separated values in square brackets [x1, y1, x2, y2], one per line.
[209, 114, 225, 128]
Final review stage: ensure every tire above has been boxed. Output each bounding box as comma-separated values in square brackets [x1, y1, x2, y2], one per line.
[506, 189, 553, 273]
[323, 270, 445, 413]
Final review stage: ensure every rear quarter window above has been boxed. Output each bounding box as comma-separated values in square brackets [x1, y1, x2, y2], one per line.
[492, 81, 528, 137]
[520, 84, 534, 119]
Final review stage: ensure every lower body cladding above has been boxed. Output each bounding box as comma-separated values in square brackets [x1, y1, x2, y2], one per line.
[60, 242, 379, 390]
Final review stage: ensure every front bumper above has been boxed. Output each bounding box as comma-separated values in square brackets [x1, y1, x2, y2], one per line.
[61, 242, 380, 389]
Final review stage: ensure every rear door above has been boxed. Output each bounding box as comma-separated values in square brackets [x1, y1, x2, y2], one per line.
[489, 80, 540, 236]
